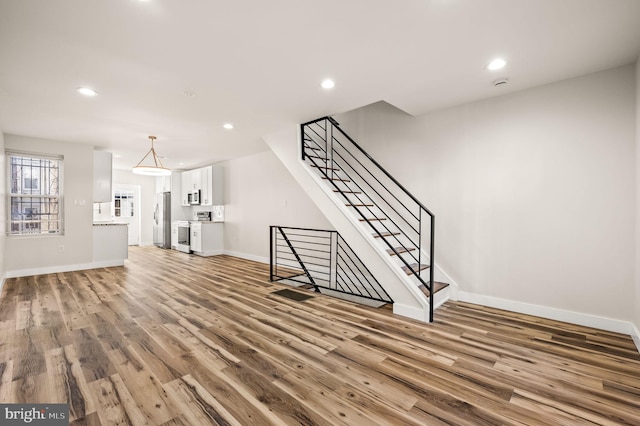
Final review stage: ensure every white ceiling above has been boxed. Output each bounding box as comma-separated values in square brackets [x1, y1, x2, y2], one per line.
[1, 0, 639, 171]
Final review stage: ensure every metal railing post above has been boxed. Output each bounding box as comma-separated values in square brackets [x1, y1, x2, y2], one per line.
[429, 215, 435, 323]
[300, 124, 305, 161]
[329, 119, 334, 181]
[269, 226, 274, 281]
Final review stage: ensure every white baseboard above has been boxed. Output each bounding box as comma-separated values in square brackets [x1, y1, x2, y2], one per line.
[223, 250, 270, 265]
[5, 260, 125, 278]
[193, 249, 224, 257]
[631, 322, 640, 354]
[458, 291, 637, 338]
[393, 303, 429, 323]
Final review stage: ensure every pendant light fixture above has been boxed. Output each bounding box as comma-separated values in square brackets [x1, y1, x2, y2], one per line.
[132, 135, 171, 176]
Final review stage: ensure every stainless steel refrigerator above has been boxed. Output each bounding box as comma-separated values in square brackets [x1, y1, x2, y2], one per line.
[153, 192, 171, 249]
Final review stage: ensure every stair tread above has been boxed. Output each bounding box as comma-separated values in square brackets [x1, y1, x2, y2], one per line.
[386, 247, 416, 256]
[346, 203, 373, 207]
[334, 190, 362, 194]
[401, 263, 430, 275]
[358, 218, 386, 222]
[418, 281, 450, 297]
[373, 231, 400, 238]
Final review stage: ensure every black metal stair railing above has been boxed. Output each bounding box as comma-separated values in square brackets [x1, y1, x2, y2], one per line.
[269, 226, 393, 304]
[300, 117, 436, 321]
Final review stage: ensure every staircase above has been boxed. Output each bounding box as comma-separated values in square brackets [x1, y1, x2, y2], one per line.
[299, 117, 449, 322]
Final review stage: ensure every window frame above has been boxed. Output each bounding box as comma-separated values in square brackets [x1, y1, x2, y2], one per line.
[6, 150, 64, 237]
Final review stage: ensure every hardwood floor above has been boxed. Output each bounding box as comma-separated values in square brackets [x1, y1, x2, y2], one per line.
[1, 246, 639, 425]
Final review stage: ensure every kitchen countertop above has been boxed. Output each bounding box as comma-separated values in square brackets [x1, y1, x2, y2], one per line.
[189, 220, 223, 224]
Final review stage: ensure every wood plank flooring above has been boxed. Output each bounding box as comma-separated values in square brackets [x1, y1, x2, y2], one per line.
[1, 246, 639, 425]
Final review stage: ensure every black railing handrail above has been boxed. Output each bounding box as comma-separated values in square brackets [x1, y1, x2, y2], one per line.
[305, 152, 424, 277]
[327, 137, 421, 235]
[302, 116, 434, 218]
[304, 127, 424, 252]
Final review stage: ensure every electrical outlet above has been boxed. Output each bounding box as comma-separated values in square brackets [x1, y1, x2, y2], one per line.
[57, 245, 64, 253]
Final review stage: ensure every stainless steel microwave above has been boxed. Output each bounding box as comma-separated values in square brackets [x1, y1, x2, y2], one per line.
[188, 190, 200, 205]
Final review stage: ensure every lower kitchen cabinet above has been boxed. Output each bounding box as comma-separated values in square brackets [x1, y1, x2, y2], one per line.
[190, 221, 223, 256]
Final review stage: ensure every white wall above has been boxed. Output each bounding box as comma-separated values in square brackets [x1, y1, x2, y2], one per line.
[336, 65, 636, 324]
[4, 134, 94, 273]
[222, 149, 332, 262]
[0, 130, 6, 282]
[113, 169, 156, 246]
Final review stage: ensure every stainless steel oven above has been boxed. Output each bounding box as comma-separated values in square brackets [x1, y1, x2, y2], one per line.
[176, 221, 191, 253]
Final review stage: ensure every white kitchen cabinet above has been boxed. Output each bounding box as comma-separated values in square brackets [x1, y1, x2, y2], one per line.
[181, 165, 223, 206]
[155, 175, 171, 193]
[201, 166, 212, 206]
[191, 168, 202, 191]
[211, 164, 224, 205]
[93, 151, 112, 202]
[189, 221, 223, 256]
[190, 222, 201, 253]
[181, 170, 192, 206]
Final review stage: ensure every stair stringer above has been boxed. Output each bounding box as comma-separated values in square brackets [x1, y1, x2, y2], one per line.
[264, 125, 431, 322]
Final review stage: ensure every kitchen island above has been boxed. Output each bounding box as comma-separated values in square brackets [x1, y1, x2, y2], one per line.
[93, 222, 128, 267]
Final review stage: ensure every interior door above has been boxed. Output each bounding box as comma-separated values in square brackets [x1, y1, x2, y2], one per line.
[113, 184, 141, 245]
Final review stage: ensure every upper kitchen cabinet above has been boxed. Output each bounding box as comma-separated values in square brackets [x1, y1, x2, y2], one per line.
[201, 166, 212, 205]
[211, 164, 224, 205]
[181, 170, 193, 206]
[181, 164, 223, 206]
[93, 151, 112, 202]
[200, 165, 224, 206]
[155, 175, 171, 193]
[181, 168, 202, 205]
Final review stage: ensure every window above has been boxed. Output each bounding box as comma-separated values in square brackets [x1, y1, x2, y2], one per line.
[7, 152, 63, 235]
[114, 191, 134, 218]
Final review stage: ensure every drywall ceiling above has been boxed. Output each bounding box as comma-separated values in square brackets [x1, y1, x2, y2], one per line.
[1, 0, 639, 170]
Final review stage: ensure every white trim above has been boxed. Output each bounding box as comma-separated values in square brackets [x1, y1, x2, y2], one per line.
[193, 249, 224, 257]
[433, 286, 450, 310]
[0, 276, 5, 295]
[631, 322, 640, 354]
[5, 260, 125, 278]
[393, 303, 428, 322]
[223, 250, 270, 265]
[459, 291, 637, 337]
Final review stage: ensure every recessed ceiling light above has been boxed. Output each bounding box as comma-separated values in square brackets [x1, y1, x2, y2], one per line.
[223, 123, 234, 130]
[183, 91, 196, 98]
[76, 87, 98, 96]
[487, 58, 507, 71]
[321, 79, 335, 89]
